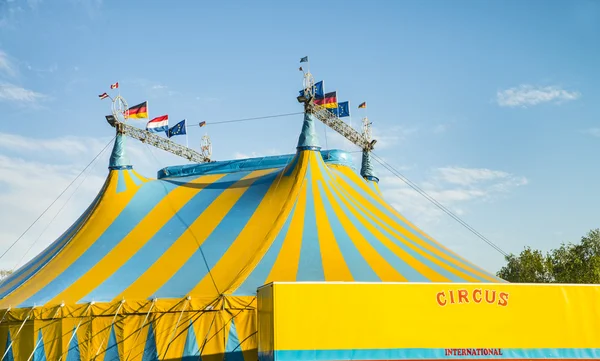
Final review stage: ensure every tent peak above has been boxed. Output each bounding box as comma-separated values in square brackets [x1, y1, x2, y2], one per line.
[108, 133, 132, 170]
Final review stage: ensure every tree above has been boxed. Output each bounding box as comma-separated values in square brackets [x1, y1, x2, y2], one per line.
[497, 247, 553, 283]
[497, 229, 600, 283]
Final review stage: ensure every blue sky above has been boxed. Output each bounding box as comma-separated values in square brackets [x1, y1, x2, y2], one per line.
[0, 0, 598, 273]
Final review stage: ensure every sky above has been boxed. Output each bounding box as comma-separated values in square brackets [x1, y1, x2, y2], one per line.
[0, 0, 599, 274]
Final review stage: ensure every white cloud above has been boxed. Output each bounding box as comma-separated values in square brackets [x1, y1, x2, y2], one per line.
[232, 148, 281, 160]
[379, 165, 527, 226]
[583, 128, 600, 137]
[0, 132, 107, 156]
[436, 167, 527, 187]
[0, 50, 16, 77]
[0, 82, 45, 103]
[433, 124, 448, 134]
[496, 85, 580, 107]
[0, 131, 184, 270]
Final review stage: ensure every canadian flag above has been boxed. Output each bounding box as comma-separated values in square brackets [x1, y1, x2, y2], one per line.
[110, 82, 119, 89]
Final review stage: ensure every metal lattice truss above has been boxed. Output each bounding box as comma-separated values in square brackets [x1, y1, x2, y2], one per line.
[113, 121, 211, 163]
[307, 103, 376, 151]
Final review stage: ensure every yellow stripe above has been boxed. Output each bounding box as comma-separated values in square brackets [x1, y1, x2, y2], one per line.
[334, 181, 483, 282]
[121, 168, 140, 193]
[191, 154, 311, 296]
[317, 174, 406, 282]
[265, 178, 307, 283]
[228, 154, 309, 292]
[49, 174, 227, 305]
[0, 171, 139, 308]
[131, 169, 150, 182]
[326, 177, 451, 282]
[116, 169, 274, 301]
[332, 166, 498, 279]
[311, 158, 353, 281]
[331, 169, 498, 282]
[0, 177, 114, 296]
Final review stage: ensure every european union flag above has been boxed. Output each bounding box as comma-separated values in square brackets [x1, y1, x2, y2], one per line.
[298, 80, 324, 99]
[167, 119, 187, 138]
[337, 101, 350, 117]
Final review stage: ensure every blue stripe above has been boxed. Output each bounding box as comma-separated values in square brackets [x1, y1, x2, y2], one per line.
[116, 170, 127, 193]
[153, 170, 279, 298]
[274, 348, 600, 361]
[296, 164, 324, 281]
[327, 180, 466, 282]
[81, 172, 251, 303]
[0, 181, 106, 299]
[322, 181, 429, 281]
[333, 179, 487, 283]
[234, 204, 296, 295]
[331, 169, 495, 281]
[316, 182, 380, 281]
[283, 153, 300, 177]
[127, 170, 144, 186]
[20, 179, 181, 307]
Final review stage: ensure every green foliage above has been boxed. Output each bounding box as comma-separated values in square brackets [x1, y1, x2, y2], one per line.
[497, 229, 600, 283]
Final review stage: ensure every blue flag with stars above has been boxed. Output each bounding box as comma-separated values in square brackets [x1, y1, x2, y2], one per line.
[167, 119, 187, 138]
[328, 101, 350, 118]
[298, 80, 324, 99]
[337, 101, 350, 117]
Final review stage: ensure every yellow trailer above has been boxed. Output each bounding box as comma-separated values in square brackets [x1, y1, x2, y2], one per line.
[258, 282, 600, 361]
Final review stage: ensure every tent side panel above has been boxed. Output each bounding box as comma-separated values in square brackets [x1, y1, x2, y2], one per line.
[257, 284, 274, 361]
[261, 282, 600, 361]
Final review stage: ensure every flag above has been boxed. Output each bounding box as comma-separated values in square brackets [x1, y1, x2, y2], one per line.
[199, 121, 206, 127]
[358, 102, 366, 109]
[167, 119, 187, 138]
[125, 101, 148, 119]
[315, 91, 337, 108]
[99, 92, 108, 100]
[146, 115, 168, 133]
[300, 56, 308, 63]
[299, 66, 303, 72]
[337, 101, 350, 117]
[298, 80, 324, 99]
[110, 82, 119, 89]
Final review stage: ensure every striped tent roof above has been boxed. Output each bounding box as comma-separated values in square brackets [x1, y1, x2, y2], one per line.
[0, 113, 501, 309]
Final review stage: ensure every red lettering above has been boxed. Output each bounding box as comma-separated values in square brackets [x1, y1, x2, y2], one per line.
[483, 349, 489, 355]
[473, 289, 482, 303]
[449, 290, 456, 304]
[436, 292, 447, 306]
[485, 290, 496, 304]
[498, 292, 509, 307]
[458, 289, 469, 303]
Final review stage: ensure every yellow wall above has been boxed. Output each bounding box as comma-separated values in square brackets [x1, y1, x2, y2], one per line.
[259, 282, 600, 351]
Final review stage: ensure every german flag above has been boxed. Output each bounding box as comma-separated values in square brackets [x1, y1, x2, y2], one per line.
[125, 101, 148, 119]
[358, 102, 366, 109]
[315, 91, 337, 109]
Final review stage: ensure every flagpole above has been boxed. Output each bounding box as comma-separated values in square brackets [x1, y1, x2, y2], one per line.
[185, 119, 189, 148]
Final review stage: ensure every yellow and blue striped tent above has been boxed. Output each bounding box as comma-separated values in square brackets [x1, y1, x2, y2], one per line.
[0, 112, 501, 361]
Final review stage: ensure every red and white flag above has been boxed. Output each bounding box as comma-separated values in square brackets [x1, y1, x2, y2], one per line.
[110, 82, 119, 89]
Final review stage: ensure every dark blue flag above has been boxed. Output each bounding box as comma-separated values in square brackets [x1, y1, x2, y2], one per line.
[167, 119, 187, 138]
[337, 101, 350, 117]
[300, 56, 308, 63]
[298, 80, 324, 99]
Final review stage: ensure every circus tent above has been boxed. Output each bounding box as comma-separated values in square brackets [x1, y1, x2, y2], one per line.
[0, 111, 501, 361]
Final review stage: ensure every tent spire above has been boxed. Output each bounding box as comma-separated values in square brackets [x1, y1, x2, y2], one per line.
[109, 128, 132, 170]
[360, 151, 379, 183]
[296, 112, 321, 151]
